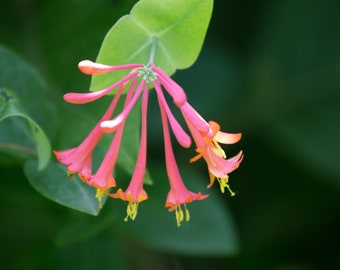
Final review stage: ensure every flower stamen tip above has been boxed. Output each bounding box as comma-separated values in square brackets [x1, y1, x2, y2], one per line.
[124, 201, 139, 222]
[174, 204, 191, 227]
[95, 188, 107, 208]
[184, 204, 190, 222]
[67, 171, 75, 179]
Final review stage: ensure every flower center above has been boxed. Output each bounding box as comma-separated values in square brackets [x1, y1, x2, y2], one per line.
[138, 64, 157, 83]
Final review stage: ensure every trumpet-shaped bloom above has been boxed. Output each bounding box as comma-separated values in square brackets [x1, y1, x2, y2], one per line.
[159, 96, 208, 227]
[54, 84, 124, 181]
[54, 58, 243, 226]
[83, 77, 138, 206]
[109, 84, 149, 221]
[181, 104, 244, 195]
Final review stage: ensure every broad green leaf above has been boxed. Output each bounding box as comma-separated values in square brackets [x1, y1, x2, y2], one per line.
[0, 88, 51, 169]
[0, 45, 56, 139]
[90, 0, 213, 92]
[0, 44, 56, 169]
[24, 160, 105, 216]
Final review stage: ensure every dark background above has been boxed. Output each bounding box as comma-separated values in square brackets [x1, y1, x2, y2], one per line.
[1, 0, 339, 269]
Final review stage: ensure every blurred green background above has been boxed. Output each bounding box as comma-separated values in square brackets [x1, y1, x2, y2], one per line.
[1, 0, 339, 269]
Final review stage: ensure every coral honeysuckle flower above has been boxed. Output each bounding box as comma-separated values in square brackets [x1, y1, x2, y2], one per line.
[109, 85, 149, 221]
[181, 103, 243, 195]
[55, 50, 243, 225]
[53, 84, 124, 181]
[200, 121, 243, 194]
[204, 150, 243, 195]
[158, 95, 208, 227]
[81, 76, 139, 207]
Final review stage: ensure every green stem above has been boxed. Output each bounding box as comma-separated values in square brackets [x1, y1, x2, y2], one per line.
[149, 38, 157, 63]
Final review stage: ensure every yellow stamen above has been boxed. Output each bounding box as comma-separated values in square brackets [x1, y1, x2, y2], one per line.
[95, 188, 107, 208]
[124, 201, 139, 222]
[174, 204, 190, 227]
[184, 204, 190, 222]
[227, 185, 236, 197]
[217, 177, 235, 196]
[211, 139, 226, 158]
[67, 171, 75, 179]
[175, 205, 184, 227]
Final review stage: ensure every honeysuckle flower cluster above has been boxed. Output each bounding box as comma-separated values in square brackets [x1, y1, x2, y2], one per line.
[54, 56, 243, 227]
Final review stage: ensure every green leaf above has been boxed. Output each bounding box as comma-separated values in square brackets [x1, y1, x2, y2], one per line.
[90, 0, 213, 92]
[0, 44, 56, 169]
[24, 159, 104, 216]
[0, 88, 51, 169]
[0, 45, 56, 139]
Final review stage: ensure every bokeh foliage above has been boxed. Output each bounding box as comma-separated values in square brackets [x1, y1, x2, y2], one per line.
[1, 0, 339, 269]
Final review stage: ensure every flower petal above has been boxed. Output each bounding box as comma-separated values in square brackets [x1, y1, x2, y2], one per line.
[151, 64, 187, 106]
[63, 71, 138, 104]
[206, 150, 244, 178]
[100, 79, 144, 133]
[180, 102, 210, 134]
[78, 60, 143, 74]
[215, 131, 242, 144]
[153, 81, 191, 148]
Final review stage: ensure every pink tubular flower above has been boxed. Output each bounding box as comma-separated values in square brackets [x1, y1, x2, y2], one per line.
[109, 83, 149, 221]
[100, 78, 145, 133]
[53, 84, 124, 181]
[158, 95, 208, 227]
[182, 106, 244, 195]
[55, 56, 243, 225]
[84, 77, 138, 206]
[149, 63, 187, 106]
[78, 60, 143, 75]
[153, 80, 191, 148]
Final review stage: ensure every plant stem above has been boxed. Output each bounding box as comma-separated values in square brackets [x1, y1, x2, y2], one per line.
[149, 38, 157, 63]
